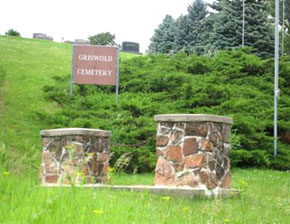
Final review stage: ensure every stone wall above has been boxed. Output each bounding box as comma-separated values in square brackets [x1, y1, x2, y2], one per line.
[40, 128, 111, 185]
[154, 114, 232, 190]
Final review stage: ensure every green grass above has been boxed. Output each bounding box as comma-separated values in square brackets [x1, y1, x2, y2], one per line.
[0, 168, 289, 223]
[0, 36, 138, 172]
[0, 36, 290, 223]
[0, 36, 136, 149]
[0, 36, 71, 171]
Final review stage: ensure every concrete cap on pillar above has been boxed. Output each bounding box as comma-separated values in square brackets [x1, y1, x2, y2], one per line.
[154, 114, 233, 124]
[40, 128, 112, 137]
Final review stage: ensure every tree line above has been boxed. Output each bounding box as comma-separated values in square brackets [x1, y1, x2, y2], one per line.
[149, 0, 290, 58]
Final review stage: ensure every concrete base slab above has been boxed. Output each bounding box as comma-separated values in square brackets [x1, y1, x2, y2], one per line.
[42, 184, 239, 199]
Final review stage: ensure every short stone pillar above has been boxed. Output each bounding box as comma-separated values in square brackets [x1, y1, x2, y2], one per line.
[154, 114, 232, 190]
[39, 128, 111, 185]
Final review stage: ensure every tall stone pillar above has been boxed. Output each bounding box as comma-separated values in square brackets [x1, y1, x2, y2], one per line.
[39, 128, 111, 185]
[154, 114, 232, 189]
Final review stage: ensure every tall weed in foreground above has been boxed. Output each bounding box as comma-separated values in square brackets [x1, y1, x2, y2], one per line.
[0, 143, 9, 170]
[0, 62, 6, 85]
[113, 152, 133, 173]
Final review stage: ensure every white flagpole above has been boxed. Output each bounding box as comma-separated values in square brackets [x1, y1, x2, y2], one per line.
[282, 0, 285, 56]
[242, 0, 245, 47]
[274, 0, 280, 157]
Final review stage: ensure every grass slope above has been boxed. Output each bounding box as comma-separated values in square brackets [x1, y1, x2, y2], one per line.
[0, 36, 136, 171]
[0, 36, 289, 224]
[0, 36, 71, 170]
[1, 35, 290, 172]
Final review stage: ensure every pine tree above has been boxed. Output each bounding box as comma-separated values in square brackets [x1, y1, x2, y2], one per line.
[244, 0, 274, 58]
[211, 0, 274, 58]
[283, 0, 290, 23]
[284, 0, 290, 54]
[175, 15, 191, 52]
[199, 12, 216, 54]
[148, 15, 176, 54]
[267, 0, 290, 55]
[175, 0, 208, 54]
[211, 0, 243, 50]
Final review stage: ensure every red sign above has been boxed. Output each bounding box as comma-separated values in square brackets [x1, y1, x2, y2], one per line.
[72, 45, 118, 86]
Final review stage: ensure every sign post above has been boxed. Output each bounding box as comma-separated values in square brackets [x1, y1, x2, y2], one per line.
[70, 45, 75, 96]
[70, 45, 119, 99]
[115, 48, 120, 101]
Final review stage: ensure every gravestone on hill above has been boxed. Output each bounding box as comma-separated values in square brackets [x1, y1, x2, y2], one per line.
[74, 39, 90, 45]
[33, 33, 53, 41]
[122, 42, 139, 53]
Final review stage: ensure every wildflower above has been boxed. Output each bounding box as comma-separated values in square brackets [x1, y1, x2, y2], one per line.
[3, 172, 9, 175]
[93, 209, 104, 215]
[182, 206, 190, 212]
[162, 196, 170, 201]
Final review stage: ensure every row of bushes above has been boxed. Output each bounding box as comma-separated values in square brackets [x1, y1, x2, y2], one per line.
[38, 49, 290, 171]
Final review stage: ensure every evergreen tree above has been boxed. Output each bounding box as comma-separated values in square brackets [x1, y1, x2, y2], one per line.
[244, 0, 274, 58]
[148, 15, 176, 54]
[199, 12, 216, 54]
[211, 0, 274, 58]
[285, 0, 290, 54]
[283, 0, 290, 24]
[211, 0, 243, 50]
[267, 0, 290, 24]
[175, 15, 191, 52]
[268, 0, 290, 55]
[175, 0, 208, 54]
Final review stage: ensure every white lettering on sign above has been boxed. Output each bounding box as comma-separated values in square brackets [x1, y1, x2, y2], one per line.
[78, 54, 113, 62]
[77, 69, 112, 76]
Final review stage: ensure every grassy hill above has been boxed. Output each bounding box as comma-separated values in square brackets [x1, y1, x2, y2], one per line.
[0, 36, 290, 173]
[0, 36, 137, 172]
[0, 36, 69, 171]
[0, 36, 289, 224]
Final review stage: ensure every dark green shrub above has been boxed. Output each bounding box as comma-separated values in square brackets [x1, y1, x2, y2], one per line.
[5, 29, 20, 37]
[38, 49, 290, 171]
[88, 32, 117, 46]
[231, 149, 270, 168]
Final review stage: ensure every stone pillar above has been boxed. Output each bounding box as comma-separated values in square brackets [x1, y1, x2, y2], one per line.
[154, 114, 232, 190]
[39, 128, 111, 185]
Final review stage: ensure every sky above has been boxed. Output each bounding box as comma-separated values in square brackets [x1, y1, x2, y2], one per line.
[0, 0, 213, 53]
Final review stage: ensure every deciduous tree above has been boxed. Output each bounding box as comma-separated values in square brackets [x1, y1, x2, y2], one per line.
[88, 32, 117, 46]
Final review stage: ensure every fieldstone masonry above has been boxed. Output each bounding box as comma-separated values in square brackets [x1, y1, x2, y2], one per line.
[154, 114, 233, 190]
[40, 128, 111, 185]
